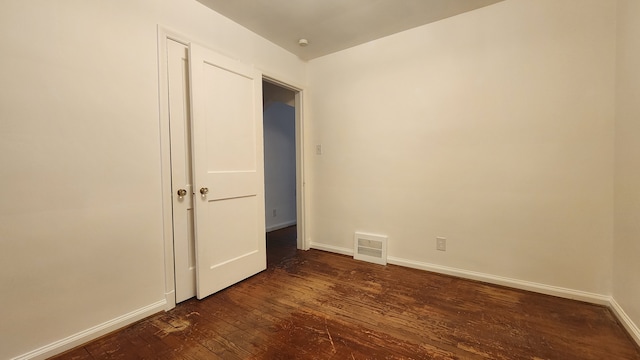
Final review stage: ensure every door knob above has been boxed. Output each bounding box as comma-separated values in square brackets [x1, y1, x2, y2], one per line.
[200, 187, 209, 195]
[177, 189, 187, 197]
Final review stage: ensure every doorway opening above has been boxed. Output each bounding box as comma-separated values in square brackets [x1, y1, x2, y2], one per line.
[262, 79, 302, 266]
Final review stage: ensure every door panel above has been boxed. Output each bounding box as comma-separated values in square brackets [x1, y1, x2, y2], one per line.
[202, 69, 257, 171]
[207, 197, 259, 268]
[208, 172, 257, 200]
[167, 39, 196, 303]
[189, 43, 266, 299]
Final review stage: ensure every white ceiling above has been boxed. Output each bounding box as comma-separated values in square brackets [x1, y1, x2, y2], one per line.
[197, 0, 504, 60]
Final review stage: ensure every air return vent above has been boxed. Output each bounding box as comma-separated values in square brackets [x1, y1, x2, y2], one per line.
[354, 232, 388, 265]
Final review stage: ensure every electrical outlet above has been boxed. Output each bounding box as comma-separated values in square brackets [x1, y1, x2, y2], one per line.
[436, 237, 446, 251]
[316, 144, 322, 155]
[272, 208, 277, 217]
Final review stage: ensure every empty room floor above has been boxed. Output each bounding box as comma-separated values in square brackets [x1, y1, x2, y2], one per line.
[51, 226, 640, 359]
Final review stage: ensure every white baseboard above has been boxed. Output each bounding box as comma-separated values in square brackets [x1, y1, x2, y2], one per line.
[386, 256, 611, 305]
[309, 242, 611, 304]
[609, 298, 640, 346]
[266, 220, 297, 233]
[12, 299, 167, 360]
[310, 242, 353, 256]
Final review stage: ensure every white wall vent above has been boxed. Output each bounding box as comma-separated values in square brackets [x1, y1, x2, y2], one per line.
[354, 232, 388, 265]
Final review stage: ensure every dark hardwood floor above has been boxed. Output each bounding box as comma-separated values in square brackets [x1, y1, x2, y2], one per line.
[51, 226, 640, 359]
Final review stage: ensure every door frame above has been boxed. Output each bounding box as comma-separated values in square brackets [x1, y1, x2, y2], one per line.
[261, 76, 308, 252]
[157, 26, 309, 310]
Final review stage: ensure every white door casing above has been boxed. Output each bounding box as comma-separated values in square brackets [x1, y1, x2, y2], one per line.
[188, 43, 266, 299]
[167, 39, 197, 302]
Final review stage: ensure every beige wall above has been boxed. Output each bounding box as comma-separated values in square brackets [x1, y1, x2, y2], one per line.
[3, 0, 638, 357]
[307, 0, 616, 294]
[614, 0, 640, 335]
[0, 0, 305, 358]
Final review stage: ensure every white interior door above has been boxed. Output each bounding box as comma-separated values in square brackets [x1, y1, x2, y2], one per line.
[167, 39, 196, 303]
[189, 43, 266, 299]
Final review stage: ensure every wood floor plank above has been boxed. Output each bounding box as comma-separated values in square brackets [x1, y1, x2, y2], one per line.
[49, 226, 640, 360]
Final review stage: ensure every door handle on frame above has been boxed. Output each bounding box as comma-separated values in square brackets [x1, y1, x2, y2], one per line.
[200, 187, 209, 195]
[177, 189, 188, 197]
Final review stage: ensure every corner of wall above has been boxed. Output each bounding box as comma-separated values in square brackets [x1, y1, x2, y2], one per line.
[610, 298, 640, 346]
[12, 300, 167, 360]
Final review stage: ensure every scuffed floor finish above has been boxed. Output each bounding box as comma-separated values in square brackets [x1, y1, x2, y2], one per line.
[51, 226, 640, 359]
